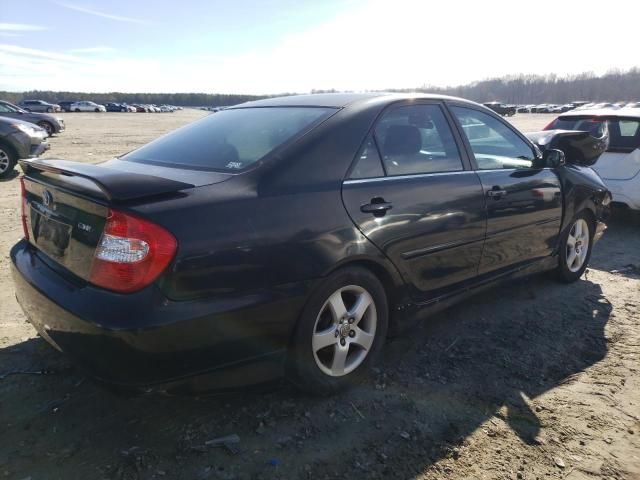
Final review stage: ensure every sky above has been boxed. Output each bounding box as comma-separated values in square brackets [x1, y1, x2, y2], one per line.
[1, 0, 639, 94]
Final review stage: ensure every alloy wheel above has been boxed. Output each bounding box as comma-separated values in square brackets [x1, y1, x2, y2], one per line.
[0, 148, 10, 173]
[566, 218, 590, 272]
[312, 285, 377, 377]
[39, 122, 53, 136]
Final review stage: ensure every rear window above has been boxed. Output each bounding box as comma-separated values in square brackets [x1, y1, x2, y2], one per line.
[122, 107, 335, 171]
[551, 116, 640, 151]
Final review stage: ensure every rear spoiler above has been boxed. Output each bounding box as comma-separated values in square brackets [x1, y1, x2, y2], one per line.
[526, 129, 609, 166]
[20, 158, 195, 202]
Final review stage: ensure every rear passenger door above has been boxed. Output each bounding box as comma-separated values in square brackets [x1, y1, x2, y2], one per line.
[448, 104, 563, 274]
[342, 102, 487, 300]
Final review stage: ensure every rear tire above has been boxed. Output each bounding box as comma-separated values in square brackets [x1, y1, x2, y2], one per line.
[94, 108, 100, 112]
[74, 108, 80, 112]
[0, 143, 18, 179]
[287, 267, 388, 395]
[46, 107, 53, 113]
[556, 211, 593, 283]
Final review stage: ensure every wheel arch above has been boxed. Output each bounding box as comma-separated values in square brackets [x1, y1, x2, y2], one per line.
[305, 255, 407, 339]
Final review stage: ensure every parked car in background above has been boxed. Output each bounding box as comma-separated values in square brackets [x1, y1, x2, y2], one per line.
[0, 117, 49, 178]
[70, 101, 106, 112]
[19, 100, 61, 113]
[104, 102, 130, 112]
[545, 108, 640, 210]
[0, 101, 65, 136]
[130, 104, 148, 112]
[58, 101, 77, 112]
[483, 102, 516, 116]
[10, 93, 610, 394]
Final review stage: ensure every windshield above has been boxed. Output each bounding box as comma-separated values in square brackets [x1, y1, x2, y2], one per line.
[122, 106, 336, 171]
[551, 116, 640, 151]
[0, 102, 23, 113]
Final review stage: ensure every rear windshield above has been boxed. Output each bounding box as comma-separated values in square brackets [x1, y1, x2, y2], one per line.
[551, 116, 640, 151]
[122, 107, 335, 171]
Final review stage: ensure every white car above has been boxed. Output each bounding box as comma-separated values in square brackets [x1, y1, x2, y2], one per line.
[546, 108, 640, 210]
[70, 101, 106, 112]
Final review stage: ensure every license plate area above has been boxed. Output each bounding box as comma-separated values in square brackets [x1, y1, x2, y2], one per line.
[30, 207, 73, 259]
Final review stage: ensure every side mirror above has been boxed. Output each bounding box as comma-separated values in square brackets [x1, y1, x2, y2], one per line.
[543, 148, 565, 168]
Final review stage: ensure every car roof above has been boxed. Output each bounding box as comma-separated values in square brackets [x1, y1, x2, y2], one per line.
[232, 92, 474, 109]
[560, 108, 640, 119]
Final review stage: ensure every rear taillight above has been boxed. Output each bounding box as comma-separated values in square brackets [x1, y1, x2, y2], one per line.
[89, 209, 176, 293]
[19, 177, 29, 241]
[543, 119, 556, 130]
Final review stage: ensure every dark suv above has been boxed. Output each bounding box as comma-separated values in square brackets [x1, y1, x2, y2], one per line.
[483, 102, 516, 116]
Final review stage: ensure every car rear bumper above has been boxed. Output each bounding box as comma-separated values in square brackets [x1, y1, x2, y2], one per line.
[603, 177, 640, 210]
[10, 240, 309, 391]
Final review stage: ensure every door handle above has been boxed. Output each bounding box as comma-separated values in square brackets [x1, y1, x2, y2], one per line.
[487, 187, 508, 199]
[361, 197, 393, 217]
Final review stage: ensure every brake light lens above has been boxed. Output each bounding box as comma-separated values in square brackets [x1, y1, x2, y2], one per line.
[19, 177, 30, 241]
[89, 209, 176, 293]
[543, 119, 556, 130]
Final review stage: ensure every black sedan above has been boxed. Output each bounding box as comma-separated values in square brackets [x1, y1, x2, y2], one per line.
[11, 93, 610, 394]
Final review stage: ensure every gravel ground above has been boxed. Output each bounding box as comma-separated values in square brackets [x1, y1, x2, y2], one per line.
[0, 111, 638, 480]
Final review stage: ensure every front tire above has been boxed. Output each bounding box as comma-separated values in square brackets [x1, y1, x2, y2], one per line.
[556, 212, 593, 283]
[287, 267, 388, 395]
[0, 143, 18, 179]
[38, 121, 53, 136]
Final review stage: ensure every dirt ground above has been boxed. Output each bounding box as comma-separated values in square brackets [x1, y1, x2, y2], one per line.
[0, 111, 639, 480]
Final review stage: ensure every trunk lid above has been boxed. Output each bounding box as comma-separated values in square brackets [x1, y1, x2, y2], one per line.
[20, 158, 228, 282]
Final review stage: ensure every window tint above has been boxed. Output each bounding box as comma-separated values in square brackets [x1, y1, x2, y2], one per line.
[0, 104, 12, 113]
[611, 119, 640, 150]
[350, 135, 384, 179]
[122, 107, 335, 172]
[452, 106, 536, 170]
[373, 104, 462, 175]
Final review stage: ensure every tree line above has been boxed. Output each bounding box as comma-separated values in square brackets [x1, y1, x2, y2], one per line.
[0, 91, 266, 107]
[389, 68, 640, 104]
[2, 68, 639, 107]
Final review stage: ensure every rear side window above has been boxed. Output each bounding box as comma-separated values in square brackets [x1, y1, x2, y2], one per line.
[122, 107, 335, 171]
[373, 104, 463, 176]
[350, 135, 384, 179]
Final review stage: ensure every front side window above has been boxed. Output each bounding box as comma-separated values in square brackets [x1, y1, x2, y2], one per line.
[0, 103, 13, 113]
[123, 107, 335, 172]
[451, 106, 536, 170]
[373, 104, 463, 175]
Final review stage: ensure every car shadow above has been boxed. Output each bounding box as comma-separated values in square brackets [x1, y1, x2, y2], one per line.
[588, 208, 640, 278]
[0, 268, 611, 479]
[0, 169, 19, 182]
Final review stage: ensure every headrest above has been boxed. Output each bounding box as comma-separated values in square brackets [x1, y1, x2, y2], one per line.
[383, 125, 421, 155]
